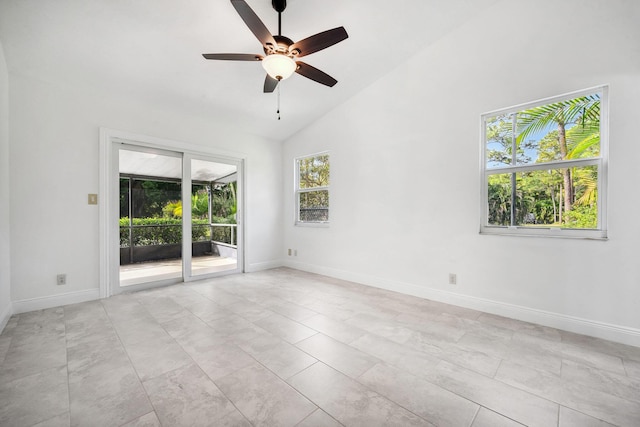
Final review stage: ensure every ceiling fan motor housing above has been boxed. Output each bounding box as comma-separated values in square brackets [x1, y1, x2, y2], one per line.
[264, 35, 295, 56]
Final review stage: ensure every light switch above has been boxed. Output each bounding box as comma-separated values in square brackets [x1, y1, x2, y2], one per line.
[88, 194, 98, 205]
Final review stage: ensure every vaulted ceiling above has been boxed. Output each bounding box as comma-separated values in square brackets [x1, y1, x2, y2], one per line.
[0, 0, 497, 141]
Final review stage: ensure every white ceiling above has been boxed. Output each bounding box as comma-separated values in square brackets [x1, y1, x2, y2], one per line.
[119, 149, 237, 182]
[0, 0, 498, 141]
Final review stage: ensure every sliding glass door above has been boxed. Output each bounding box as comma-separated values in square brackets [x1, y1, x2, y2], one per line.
[111, 143, 242, 294]
[187, 157, 239, 279]
[118, 147, 184, 288]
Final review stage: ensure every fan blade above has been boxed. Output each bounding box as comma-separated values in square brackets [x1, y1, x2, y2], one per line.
[295, 61, 338, 87]
[290, 27, 348, 58]
[264, 75, 279, 93]
[202, 53, 262, 61]
[230, 0, 277, 48]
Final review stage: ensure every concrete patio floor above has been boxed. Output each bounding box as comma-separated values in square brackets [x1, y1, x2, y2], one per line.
[119, 255, 237, 286]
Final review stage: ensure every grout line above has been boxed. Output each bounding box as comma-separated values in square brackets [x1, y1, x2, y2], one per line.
[468, 405, 481, 427]
[62, 308, 72, 427]
[99, 297, 158, 426]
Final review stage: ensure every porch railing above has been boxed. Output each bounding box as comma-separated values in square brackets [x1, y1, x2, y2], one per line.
[120, 223, 237, 248]
[194, 223, 237, 247]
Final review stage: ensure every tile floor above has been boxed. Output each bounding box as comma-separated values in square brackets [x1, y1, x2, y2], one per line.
[1, 268, 639, 426]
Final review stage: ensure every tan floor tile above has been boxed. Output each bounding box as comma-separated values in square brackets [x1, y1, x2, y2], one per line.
[143, 363, 238, 427]
[0, 366, 68, 427]
[216, 362, 317, 426]
[289, 362, 431, 426]
[1, 268, 638, 426]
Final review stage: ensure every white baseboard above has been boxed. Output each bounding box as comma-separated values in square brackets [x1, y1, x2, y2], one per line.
[12, 288, 101, 315]
[0, 302, 12, 334]
[284, 260, 640, 348]
[246, 259, 284, 273]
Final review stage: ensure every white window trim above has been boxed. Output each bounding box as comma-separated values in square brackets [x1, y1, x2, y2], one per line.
[294, 151, 330, 227]
[480, 85, 609, 240]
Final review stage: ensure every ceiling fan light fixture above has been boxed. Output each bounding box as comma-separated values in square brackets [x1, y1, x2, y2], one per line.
[202, 0, 348, 93]
[262, 54, 296, 81]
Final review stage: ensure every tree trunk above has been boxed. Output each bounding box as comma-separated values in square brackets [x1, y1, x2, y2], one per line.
[559, 188, 563, 224]
[550, 185, 557, 223]
[558, 122, 573, 215]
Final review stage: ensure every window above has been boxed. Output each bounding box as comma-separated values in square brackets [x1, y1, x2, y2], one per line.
[295, 152, 330, 225]
[481, 86, 607, 239]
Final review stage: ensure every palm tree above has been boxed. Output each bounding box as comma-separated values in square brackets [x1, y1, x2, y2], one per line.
[566, 120, 600, 210]
[516, 94, 600, 216]
[162, 192, 210, 219]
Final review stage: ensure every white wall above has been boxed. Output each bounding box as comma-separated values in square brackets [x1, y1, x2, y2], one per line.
[283, 0, 640, 345]
[0, 41, 11, 329]
[8, 72, 283, 305]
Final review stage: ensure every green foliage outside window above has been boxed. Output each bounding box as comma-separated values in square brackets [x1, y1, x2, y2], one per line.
[120, 180, 238, 247]
[485, 92, 601, 230]
[297, 154, 330, 222]
[298, 155, 330, 188]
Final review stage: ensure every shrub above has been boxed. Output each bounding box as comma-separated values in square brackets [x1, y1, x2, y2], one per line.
[120, 217, 209, 247]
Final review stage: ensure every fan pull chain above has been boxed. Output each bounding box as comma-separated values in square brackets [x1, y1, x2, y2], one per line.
[277, 83, 281, 120]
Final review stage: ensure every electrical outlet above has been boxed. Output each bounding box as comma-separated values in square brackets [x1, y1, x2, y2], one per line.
[448, 273, 457, 285]
[88, 194, 98, 205]
[287, 248, 292, 256]
[294, 249, 297, 256]
[57, 274, 67, 285]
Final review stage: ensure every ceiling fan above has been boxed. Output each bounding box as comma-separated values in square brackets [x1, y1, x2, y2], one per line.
[202, 0, 348, 93]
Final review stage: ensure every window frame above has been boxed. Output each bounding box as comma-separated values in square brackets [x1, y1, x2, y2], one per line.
[480, 85, 608, 239]
[294, 151, 330, 227]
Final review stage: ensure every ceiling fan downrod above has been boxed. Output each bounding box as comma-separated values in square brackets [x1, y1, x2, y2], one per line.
[272, 0, 286, 35]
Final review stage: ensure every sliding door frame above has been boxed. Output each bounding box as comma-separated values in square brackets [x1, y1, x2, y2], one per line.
[182, 152, 243, 282]
[99, 128, 246, 298]
[114, 143, 185, 294]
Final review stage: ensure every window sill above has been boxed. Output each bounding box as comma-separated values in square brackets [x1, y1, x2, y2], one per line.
[480, 226, 607, 240]
[295, 221, 330, 228]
